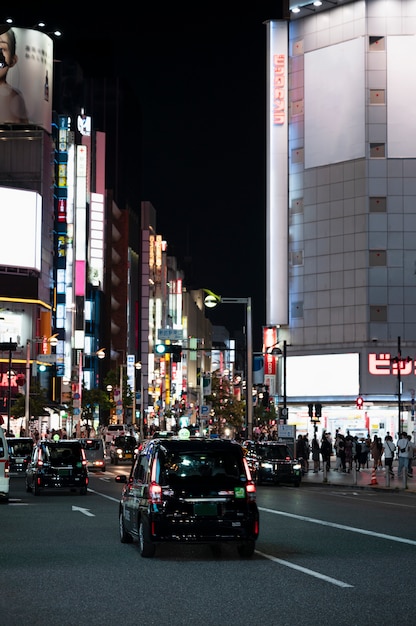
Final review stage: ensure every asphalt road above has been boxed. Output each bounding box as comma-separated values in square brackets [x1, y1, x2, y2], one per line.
[2, 466, 416, 626]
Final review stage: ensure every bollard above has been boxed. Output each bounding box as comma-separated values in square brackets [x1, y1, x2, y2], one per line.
[386, 469, 390, 487]
[323, 464, 328, 483]
[352, 465, 357, 486]
[403, 470, 408, 489]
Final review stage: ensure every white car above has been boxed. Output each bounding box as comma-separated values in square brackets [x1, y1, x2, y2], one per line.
[105, 424, 129, 444]
[0, 426, 10, 503]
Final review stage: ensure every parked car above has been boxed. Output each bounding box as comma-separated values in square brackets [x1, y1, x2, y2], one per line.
[6, 437, 34, 474]
[0, 426, 10, 503]
[25, 439, 89, 495]
[115, 431, 259, 558]
[244, 441, 302, 487]
[109, 435, 138, 464]
[79, 437, 106, 472]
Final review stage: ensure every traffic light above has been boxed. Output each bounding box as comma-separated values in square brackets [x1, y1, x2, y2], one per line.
[315, 403, 322, 418]
[154, 344, 182, 362]
[356, 396, 364, 410]
[308, 403, 314, 418]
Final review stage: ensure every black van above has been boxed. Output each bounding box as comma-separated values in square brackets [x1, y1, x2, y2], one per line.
[25, 439, 89, 495]
[115, 433, 259, 558]
[7, 437, 34, 474]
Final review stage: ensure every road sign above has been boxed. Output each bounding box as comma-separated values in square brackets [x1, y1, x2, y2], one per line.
[200, 405, 209, 416]
[158, 328, 183, 341]
[37, 354, 56, 363]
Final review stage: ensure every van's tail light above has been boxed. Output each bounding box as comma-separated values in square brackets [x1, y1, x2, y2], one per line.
[81, 448, 87, 467]
[2, 459, 9, 477]
[246, 481, 257, 502]
[149, 481, 162, 504]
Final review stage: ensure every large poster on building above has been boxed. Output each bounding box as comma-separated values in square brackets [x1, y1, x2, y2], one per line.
[0, 187, 42, 272]
[0, 25, 53, 131]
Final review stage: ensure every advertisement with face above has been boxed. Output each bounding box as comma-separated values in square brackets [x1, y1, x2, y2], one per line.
[0, 25, 53, 131]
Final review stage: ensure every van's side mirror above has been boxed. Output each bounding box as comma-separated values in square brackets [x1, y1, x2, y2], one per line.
[115, 475, 127, 483]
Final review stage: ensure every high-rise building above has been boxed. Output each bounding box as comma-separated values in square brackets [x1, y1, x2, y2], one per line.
[266, 0, 416, 438]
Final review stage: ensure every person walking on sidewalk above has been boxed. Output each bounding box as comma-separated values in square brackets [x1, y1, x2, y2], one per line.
[383, 435, 396, 477]
[407, 435, 414, 478]
[370, 435, 383, 470]
[311, 435, 320, 472]
[320, 433, 332, 471]
[344, 435, 353, 472]
[397, 432, 410, 478]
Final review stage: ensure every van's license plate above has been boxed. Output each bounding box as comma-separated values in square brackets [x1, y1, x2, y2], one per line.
[194, 502, 217, 516]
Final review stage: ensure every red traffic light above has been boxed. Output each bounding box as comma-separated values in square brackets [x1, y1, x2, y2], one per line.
[356, 396, 364, 409]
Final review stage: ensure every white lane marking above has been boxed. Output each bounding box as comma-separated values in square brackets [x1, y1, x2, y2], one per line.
[259, 506, 416, 546]
[255, 550, 353, 588]
[87, 488, 119, 503]
[72, 505, 95, 517]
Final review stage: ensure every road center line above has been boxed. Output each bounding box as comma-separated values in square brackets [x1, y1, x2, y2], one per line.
[255, 550, 353, 588]
[259, 506, 416, 545]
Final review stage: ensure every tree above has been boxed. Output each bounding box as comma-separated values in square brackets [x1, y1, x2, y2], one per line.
[204, 370, 245, 435]
[81, 387, 113, 426]
[11, 382, 50, 420]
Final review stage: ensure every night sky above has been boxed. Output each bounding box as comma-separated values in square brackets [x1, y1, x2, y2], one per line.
[5, 5, 285, 350]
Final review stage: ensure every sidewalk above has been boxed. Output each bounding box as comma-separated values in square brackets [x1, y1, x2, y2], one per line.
[301, 459, 416, 492]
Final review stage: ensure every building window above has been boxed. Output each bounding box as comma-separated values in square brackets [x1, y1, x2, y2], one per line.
[369, 197, 386, 212]
[370, 306, 387, 322]
[369, 250, 387, 266]
[370, 89, 385, 104]
[369, 36, 385, 51]
[370, 143, 385, 158]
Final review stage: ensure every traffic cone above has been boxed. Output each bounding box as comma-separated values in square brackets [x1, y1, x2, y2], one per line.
[370, 467, 378, 485]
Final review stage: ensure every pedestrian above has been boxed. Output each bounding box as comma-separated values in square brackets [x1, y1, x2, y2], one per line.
[345, 435, 353, 472]
[370, 434, 383, 470]
[311, 435, 320, 472]
[352, 436, 360, 470]
[296, 434, 309, 474]
[383, 435, 396, 477]
[320, 433, 332, 471]
[359, 437, 370, 469]
[397, 432, 410, 478]
[407, 435, 414, 478]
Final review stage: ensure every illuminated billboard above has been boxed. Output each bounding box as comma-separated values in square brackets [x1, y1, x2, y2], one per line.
[0, 187, 42, 272]
[0, 26, 53, 131]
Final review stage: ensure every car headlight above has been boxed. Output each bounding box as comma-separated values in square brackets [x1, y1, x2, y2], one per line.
[116, 448, 123, 454]
[293, 463, 302, 470]
[260, 462, 273, 469]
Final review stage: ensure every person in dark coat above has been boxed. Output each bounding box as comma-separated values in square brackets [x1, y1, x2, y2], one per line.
[320, 433, 332, 471]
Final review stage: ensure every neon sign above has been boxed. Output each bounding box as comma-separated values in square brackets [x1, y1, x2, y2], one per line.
[368, 353, 414, 376]
[273, 54, 286, 125]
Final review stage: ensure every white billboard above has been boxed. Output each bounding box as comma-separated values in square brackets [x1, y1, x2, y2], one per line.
[0, 187, 42, 272]
[286, 353, 359, 397]
[0, 26, 53, 131]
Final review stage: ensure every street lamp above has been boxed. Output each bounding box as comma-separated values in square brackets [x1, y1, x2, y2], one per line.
[131, 361, 143, 439]
[204, 290, 253, 439]
[266, 340, 287, 420]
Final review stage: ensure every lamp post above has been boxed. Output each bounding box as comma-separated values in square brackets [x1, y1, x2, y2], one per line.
[265, 340, 287, 421]
[204, 291, 253, 439]
[131, 361, 143, 439]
